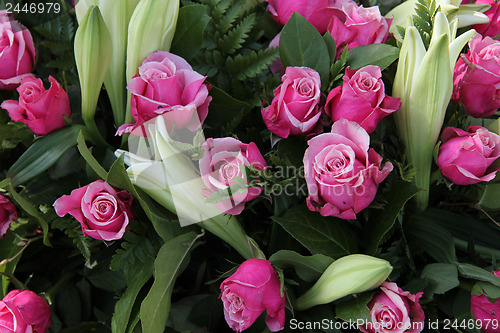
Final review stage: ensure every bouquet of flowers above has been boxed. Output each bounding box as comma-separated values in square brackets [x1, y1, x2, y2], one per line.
[0, 0, 500, 332]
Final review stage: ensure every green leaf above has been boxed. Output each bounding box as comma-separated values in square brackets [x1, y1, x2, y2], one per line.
[272, 205, 358, 259]
[269, 250, 334, 282]
[220, 13, 256, 54]
[478, 182, 500, 211]
[0, 232, 25, 297]
[335, 292, 374, 323]
[2, 180, 51, 246]
[420, 263, 459, 296]
[111, 259, 154, 333]
[76, 131, 108, 180]
[323, 32, 336, 66]
[171, 4, 211, 61]
[86, 258, 126, 292]
[366, 181, 420, 254]
[279, 12, 330, 85]
[225, 48, 279, 80]
[346, 44, 400, 71]
[456, 263, 500, 287]
[7, 125, 85, 186]
[406, 211, 456, 264]
[140, 232, 201, 333]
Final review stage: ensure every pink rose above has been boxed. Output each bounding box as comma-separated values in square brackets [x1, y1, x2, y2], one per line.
[327, 3, 392, 59]
[437, 126, 500, 185]
[471, 271, 500, 333]
[359, 282, 425, 333]
[452, 34, 500, 118]
[473, 0, 500, 39]
[0, 11, 35, 90]
[199, 137, 266, 215]
[304, 118, 393, 219]
[0, 289, 51, 333]
[220, 259, 285, 332]
[117, 51, 211, 135]
[326, 65, 401, 134]
[0, 194, 16, 238]
[1, 76, 71, 136]
[261, 66, 322, 138]
[53, 180, 135, 241]
[265, 0, 354, 34]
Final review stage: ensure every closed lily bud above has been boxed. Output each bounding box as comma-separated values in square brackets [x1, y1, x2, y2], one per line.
[76, 0, 140, 126]
[74, 5, 112, 145]
[294, 254, 392, 311]
[115, 116, 259, 260]
[392, 12, 475, 211]
[126, 0, 179, 85]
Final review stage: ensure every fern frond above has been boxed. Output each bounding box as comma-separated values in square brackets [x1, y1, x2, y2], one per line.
[220, 13, 256, 54]
[110, 232, 155, 271]
[226, 48, 278, 80]
[215, 2, 242, 34]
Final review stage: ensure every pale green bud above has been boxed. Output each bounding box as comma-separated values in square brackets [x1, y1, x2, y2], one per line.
[393, 12, 475, 210]
[295, 254, 392, 311]
[126, 0, 179, 84]
[74, 6, 112, 146]
[76, 0, 140, 126]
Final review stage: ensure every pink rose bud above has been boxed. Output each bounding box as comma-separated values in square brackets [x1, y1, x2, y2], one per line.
[261, 66, 322, 138]
[0, 194, 17, 238]
[1, 76, 71, 136]
[473, 0, 500, 39]
[327, 3, 392, 59]
[117, 51, 211, 136]
[199, 137, 267, 215]
[471, 271, 500, 333]
[437, 126, 500, 185]
[0, 11, 35, 90]
[0, 289, 52, 333]
[220, 259, 285, 332]
[452, 34, 500, 118]
[53, 180, 135, 241]
[326, 65, 401, 134]
[359, 282, 425, 333]
[265, 0, 353, 34]
[304, 118, 393, 219]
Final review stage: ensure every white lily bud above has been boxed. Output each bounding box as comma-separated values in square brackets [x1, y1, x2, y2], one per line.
[393, 12, 476, 210]
[295, 254, 392, 311]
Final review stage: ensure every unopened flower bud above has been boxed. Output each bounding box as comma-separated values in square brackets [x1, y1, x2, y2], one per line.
[295, 254, 392, 311]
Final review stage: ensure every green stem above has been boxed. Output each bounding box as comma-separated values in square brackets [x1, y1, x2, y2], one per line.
[200, 215, 264, 260]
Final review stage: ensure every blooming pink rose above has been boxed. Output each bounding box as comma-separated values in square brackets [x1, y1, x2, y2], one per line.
[0, 289, 51, 333]
[326, 65, 400, 134]
[220, 259, 285, 332]
[199, 137, 266, 215]
[327, 3, 392, 59]
[1, 76, 71, 136]
[0, 195, 16, 238]
[265, 0, 354, 34]
[117, 51, 211, 135]
[452, 34, 500, 118]
[304, 118, 393, 219]
[359, 282, 425, 333]
[473, 0, 500, 39]
[261, 66, 322, 138]
[437, 126, 500, 185]
[471, 271, 500, 333]
[53, 180, 135, 241]
[0, 11, 35, 90]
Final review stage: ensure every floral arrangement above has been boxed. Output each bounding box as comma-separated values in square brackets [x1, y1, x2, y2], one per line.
[0, 0, 500, 332]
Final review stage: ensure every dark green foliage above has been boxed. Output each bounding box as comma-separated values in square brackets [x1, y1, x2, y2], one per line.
[189, 0, 278, 100]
